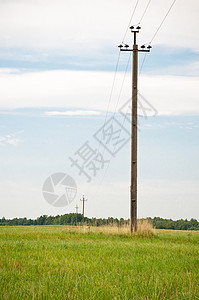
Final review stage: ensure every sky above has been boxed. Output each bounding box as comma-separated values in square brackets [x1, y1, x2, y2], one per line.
[0, 0, 198, 220]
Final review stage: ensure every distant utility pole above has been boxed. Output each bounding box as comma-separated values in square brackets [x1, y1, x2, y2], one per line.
[118, 26, 152, 233]
[80, 195, 87, 222]
[75, 205, 79, 226]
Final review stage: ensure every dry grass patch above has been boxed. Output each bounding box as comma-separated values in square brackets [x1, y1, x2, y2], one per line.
[80, 219, 154, 237]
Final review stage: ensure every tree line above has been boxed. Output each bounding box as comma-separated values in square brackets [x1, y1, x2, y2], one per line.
[150, 217, 199, 231]
[0, 214, 198, 230]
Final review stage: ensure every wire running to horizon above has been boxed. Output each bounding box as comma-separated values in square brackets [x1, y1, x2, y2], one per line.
[139, 0, 177, 74]
[96, 51, 121, 155]
[100, 52, 132, 165]
[95, 0, 178, 185]
[104, 51, 121, 122]
[149, 0, 177, 44]
[113, 53, 132, 120]
[99, 100, 131, 185]
[138, 0, 152, 24]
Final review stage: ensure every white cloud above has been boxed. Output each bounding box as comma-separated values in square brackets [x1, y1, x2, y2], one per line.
[156, 61, 199, 77]
[0, 136, 20, 146]
[0, 68, 198, 116]
[0, 0, 198, 52]
[159, 121, 199, 130]
[6, 138, 20, 146]
[139, 75, 199, 116]
[0, 131, 23, 146]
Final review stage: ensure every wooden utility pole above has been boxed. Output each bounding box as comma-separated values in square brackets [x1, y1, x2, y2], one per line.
[118, 26, 151, 233]
[80, 195, 87, 222]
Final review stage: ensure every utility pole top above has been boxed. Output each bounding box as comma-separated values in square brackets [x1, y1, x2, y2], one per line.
[80, 195, 88, 222]
[118, 26, 152, 233]
[118, 26, 152, 53]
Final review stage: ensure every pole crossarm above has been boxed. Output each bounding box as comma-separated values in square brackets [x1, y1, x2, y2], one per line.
[120, 49, 150, 52]
[118, 26, 151, 233]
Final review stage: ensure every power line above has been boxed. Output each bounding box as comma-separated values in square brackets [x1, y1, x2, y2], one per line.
[113, 53, 132, 115]
[96, 0, 177, 193]
[100, 52, 131, 168]
[105, 51, 121, 122]
[98, 0, 142, 154]
[96, 51, 121, 155]
[85, 53, 131, 198]
[97, 0, 142, 154]
[138, 0, 152, 24]
[122, 0, 140, 43]
[99, 100, 130, 185]
[98, 0, 140, 153]
[99, 0, 141, 153]
[139, 0, 177, 74]
[149, 0, 177, 44]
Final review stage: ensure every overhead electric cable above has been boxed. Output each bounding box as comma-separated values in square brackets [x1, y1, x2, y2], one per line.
[97, 51, 121, 155]
[113, 53, 131, 120]
[104, 51, 121, 122]
[99, 100, 131, 185]
[98, 0, 178, 182]
[138, 0, 152, 24]
[100, 52, 131, 161]
[149, 0, 177, 44]
[139, 0, 177, 74]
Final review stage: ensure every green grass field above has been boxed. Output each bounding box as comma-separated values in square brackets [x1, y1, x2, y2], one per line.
[0, 226, 198, 299]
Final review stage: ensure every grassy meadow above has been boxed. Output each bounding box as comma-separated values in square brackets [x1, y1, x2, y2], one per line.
[0, 225, 198, 299]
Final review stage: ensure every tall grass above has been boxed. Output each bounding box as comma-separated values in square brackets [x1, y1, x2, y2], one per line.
[137, 218, 154, 237]
[0, 226, 198, 299]
[81, 218, 154, 237]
